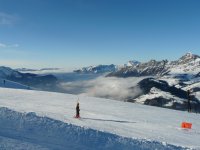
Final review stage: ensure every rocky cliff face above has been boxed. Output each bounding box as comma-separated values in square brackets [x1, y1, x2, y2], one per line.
[107, 53, 200, 78]
[74, 64, 118, 74]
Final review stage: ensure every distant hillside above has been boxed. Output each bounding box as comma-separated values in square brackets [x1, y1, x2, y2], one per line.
[129, 77, 200, 112]
[0, 66, 58, 91]
[0, 78, 31, 90]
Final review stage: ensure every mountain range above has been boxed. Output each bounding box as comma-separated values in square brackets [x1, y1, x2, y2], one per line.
[108, 52, 200, 77]
[120, 53, 200, 112]
[74, 64, 117, 74]
[74, 53, 200, 77]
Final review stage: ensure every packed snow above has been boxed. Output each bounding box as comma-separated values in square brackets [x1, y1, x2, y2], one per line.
[0, 88, 200, 149]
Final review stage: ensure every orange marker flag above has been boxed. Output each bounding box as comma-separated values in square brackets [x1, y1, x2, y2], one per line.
[181, 122, 192, 129]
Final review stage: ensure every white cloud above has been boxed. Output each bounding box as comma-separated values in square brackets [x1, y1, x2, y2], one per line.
[11, 44, 19, 48]
[0, 43, 6, 48]
[0, 12, 19, 25]
[60, 76, 145, 101]
[0, 42, 19, 48]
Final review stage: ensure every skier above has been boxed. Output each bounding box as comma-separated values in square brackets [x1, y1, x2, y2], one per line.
[3, 80, 5, 86]
[187, 90, 192, 112]
[75, 102, 80, 118]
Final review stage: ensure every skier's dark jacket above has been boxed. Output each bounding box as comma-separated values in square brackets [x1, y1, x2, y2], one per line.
[76, 103, 80, 117]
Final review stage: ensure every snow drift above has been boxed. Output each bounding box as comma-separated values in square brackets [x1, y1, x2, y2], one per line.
[0, 107, 186, 150]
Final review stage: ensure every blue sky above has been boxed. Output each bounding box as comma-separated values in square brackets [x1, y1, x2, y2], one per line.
[0, 0, 200, 70]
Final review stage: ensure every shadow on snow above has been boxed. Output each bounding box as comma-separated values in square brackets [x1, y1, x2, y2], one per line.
[81, 117, 137, 123]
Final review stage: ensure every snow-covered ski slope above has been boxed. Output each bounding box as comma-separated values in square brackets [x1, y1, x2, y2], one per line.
[0, 78, 30, 90]
[0, 88, 200, 150]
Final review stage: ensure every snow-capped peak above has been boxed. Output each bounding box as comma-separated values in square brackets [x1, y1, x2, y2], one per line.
[125, 60, 140, 67]
[178, 52, 200, 63]
[74, 64, 118, 74]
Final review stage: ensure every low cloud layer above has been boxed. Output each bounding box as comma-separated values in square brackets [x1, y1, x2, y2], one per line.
[60, 76, 144, 101]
